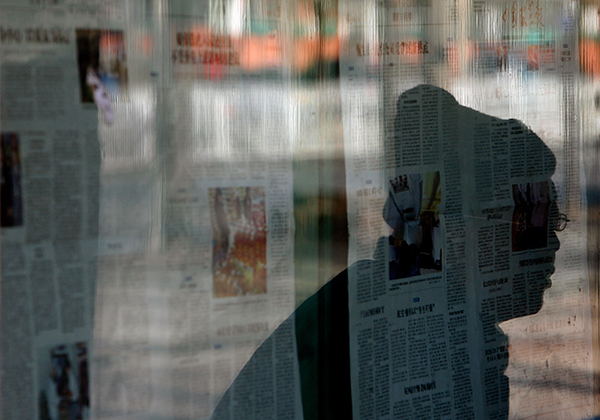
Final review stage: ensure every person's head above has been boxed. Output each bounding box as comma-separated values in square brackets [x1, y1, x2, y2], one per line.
[384, 84, 557, 319]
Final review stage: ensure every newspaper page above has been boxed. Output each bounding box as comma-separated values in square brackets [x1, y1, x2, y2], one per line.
[153, 12, 300, 418]
[340, 1, 594, 419]
[160, 80, 301, 419]
[0, 1, 129, 419]
[455, 1, 594, 419]
[91, 11, 301, 420]
[0, 2, 300, 419]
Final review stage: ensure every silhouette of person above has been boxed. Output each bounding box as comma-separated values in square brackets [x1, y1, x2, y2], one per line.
[211, 85, 559, 420]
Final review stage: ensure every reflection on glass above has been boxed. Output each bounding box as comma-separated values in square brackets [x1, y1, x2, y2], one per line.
[0, 0, 597, 419]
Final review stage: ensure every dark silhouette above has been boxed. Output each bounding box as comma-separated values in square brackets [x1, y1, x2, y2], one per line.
[211, 85, 558, 420]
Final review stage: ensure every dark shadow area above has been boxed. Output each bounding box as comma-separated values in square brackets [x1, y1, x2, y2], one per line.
[211, 85, 559, 419]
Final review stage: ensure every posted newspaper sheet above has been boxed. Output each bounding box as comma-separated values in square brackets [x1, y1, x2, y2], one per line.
[339, 0, 594, 419]
[156, 80, 300, 420]
[0, 2, 129, 418]
[0, 2, 300, 420]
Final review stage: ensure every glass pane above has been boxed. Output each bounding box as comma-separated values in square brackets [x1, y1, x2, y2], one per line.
[0, 0, 598, 419]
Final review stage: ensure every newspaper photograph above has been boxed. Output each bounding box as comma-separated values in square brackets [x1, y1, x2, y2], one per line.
[209, 186, 268, 297]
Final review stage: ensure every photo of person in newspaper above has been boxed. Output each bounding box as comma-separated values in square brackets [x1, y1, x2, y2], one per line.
[75, 29, 127, 124]
[38, 343, 89, 420]
[211, 85, 559, 420]
[209, 186, 267, 297]
[512, 181, 552, 251]
[0, 132, 23, 227]
[385, 171, 442, 279]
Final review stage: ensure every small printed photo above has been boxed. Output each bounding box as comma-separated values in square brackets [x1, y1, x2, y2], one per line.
[384, 171, 443, 280]
[512, 181, 551, 252]
[210, 187, 267, 297]
[38, 342, 89, 420]
[75, 29, 127, 123]
[1, 132, 23, 227]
